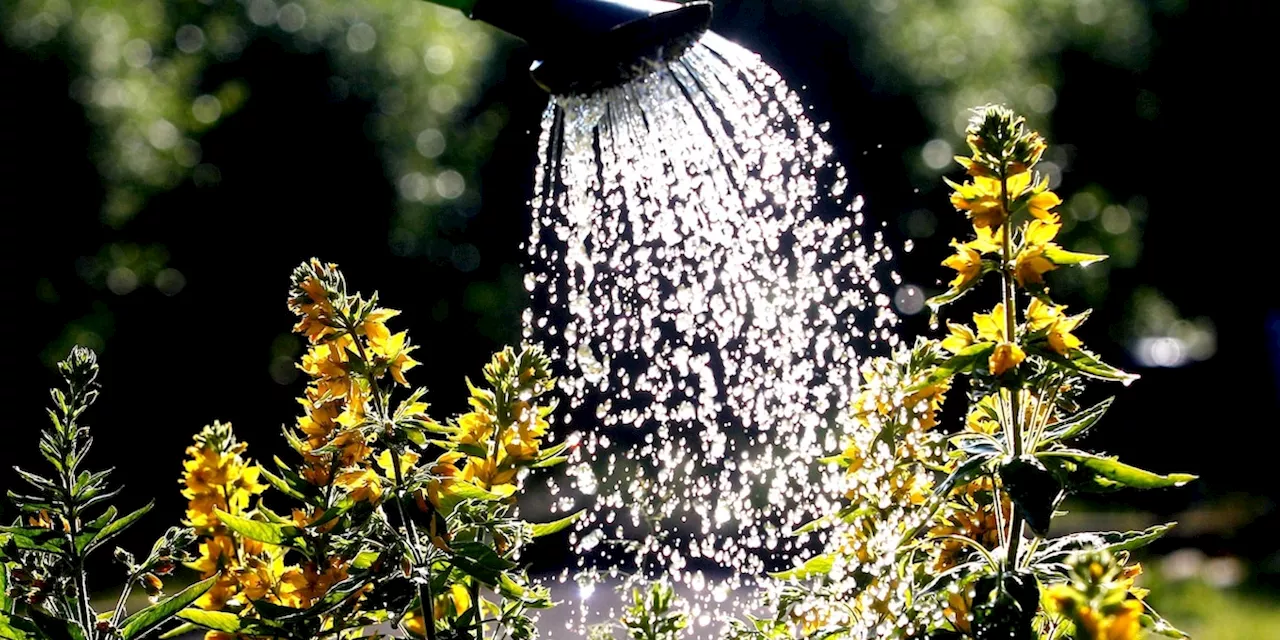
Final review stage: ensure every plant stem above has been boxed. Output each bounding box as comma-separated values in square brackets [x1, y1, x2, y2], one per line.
[389, 448, 438, 640]
[348, 326, 437, 640]
[999, 165, 1025, 569]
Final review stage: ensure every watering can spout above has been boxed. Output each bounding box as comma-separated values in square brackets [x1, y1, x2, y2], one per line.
[462, 0, 713, 95]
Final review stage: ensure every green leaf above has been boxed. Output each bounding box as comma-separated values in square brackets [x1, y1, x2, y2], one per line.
[531, 510, 584, 538]
[450, 541, 516, 586]
[1040, 451, 1197, 492]
[999, 456, 1062, 537]
[156, 622, 200, 639]
[259, 468, 308, 502]
[529, 456, 568, 469]
[1033, 523, 1175, 564]
[175, 609, 241, 634]
[769, 553, 836, 581]
[1043, 246, 1107, 267]
[27, 606, 86, 640]
[436, 482, 504, 514]
[120, 576, 218, 640]
[0, 527, 65, 554]
[84, 502, 153, 555]
[790, 505, 872, 537]
[351, 550, 380, 570]
[0, 612, 39, 640]
[912, 342, 995, 390]
[1039, 397, 1114, 445]
[1032, 346, 1138, 385]
[1139, 601, 1191, 639]
[214, 510, 302, 546]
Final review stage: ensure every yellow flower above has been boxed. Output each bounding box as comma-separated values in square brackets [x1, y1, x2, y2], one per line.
[358, 308, 400, 348]
[989, 342, 1025, 376]
[973, 304, 1010, 342]
[941, 322, 977, 354]
[334, 468, 382, 503]
[1027, 188, 1062, 222]
[455, 411, 494, 448]
[965, 396, 1000, 435]
[376, 449, 419, 478]
[461, 455, 517, 493]
[1027, 298, 1084, 355]
[949, 176, 1006, 229]
[941, 241, 983, 288]
[278, 558, 348, 609]
[290, 275, 339, 343]
[1014, 219, 1062, 287]
[371, 331, 418, 386]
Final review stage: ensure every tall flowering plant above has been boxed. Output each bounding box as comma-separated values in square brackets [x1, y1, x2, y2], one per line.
[170, 259, 578, 640]
[728, 106, 1195, 640]
[1, 348, 205, 640]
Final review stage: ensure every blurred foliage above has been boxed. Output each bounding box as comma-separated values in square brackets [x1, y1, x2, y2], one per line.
[1, 0, 502, 257]
[807, 0, 1177, 142]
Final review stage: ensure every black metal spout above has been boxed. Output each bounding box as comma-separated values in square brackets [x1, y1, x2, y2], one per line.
[469, 0, 713, 95]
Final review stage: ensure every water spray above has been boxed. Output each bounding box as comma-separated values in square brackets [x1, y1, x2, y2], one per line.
[423, 0, 713, 94]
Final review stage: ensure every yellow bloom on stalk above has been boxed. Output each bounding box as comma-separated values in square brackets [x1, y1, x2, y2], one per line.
[941, 241, 983, 288]
[358, 308, 400, 347]
[1045, 588, 1144, 640]
[461, 455, 518, 494]
[973, 304, 1024, 375]
[372, 331, 419, 386]
[989, 342, 1025, 376]
[182, 424, 267, 534]
[966, 396, 1000, 435]
[1014, 219, 1061, 287]
[334, 467, 383, 503]
[941, 322, 977, 354]
[426, 451, 466, 509]
[949, 176, 1006, 229]
[376, 448, 419, 479]
[1027, 298, 1084, 355]
[1027, 186, 1062, 222]
[502, 401, 550, 463]
[278, 558, 348, 609]
[456, 411, 494, 448]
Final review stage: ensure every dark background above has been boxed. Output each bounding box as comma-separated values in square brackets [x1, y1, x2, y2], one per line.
[1, 0, 1275, 627]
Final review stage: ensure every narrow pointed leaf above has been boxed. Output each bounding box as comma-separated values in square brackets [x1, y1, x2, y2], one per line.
[531, 510, 584, 538]
[85, 502, 153, 555]
[1040, 451, 1197, 491]
[120, 576, 217, 640]
[214, 510, 302, 546]
[1040, 397, 1114, 445]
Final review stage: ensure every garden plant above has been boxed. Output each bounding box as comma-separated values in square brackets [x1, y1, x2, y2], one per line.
[0, 106, 1193, 640]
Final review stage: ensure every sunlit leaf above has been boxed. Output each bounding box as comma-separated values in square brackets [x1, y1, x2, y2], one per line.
[213, 510, 302, 546]
[120, 576, 217, 640]
[531, 510, 584, 538]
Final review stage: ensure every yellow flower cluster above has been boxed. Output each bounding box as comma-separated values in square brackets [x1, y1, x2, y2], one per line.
[1045, 551, 1148, 640]
[180, 423, 281, 616]
[933, 106, 1107, 380]
[427, 349, 554, 514]
[287, 259, 421, 499]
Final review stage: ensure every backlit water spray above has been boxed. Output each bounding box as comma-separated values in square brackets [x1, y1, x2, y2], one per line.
[520, 32, 907, 635]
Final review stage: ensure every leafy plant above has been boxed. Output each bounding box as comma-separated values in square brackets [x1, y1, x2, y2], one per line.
[170, 259, 575, 640]
[1, 347, 206, 640]
[738, 106, 1194, 640]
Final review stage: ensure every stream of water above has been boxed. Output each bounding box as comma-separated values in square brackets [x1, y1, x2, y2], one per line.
[522, 32, 904, 636]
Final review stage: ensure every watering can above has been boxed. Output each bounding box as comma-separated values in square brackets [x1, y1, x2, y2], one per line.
[423, 0, 713, 94]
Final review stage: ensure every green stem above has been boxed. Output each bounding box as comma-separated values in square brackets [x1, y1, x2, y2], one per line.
[346, 321, 438, 640]
[999, 165, 1025, 569]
